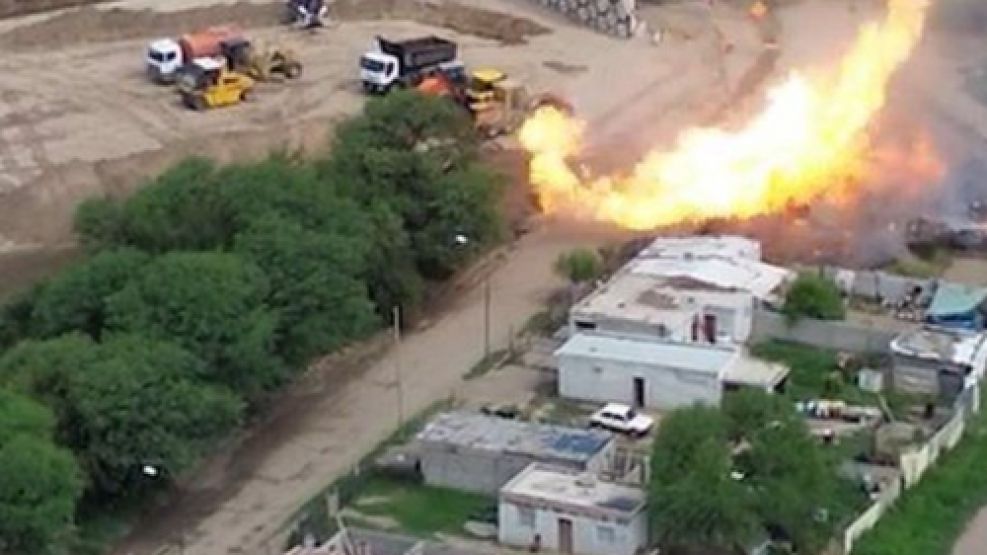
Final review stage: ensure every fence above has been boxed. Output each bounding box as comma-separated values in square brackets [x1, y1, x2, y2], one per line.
[842, 475, 902, 554]
[818, 266, 938, 305]
[842, 380, 982, 553]
[530, 0, 637, 37]
[750, 308, 897, 354]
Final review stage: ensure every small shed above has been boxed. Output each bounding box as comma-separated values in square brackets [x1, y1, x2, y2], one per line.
[499, 464, 648, 555]
[890, 327, 987, 399]
[925, 283, 987, 331]
[417, 412, 615, 495]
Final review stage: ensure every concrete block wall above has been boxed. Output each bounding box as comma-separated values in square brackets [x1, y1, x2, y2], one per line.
[533, 0, 637, 38]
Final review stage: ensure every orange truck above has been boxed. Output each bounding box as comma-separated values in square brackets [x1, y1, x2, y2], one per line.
[146, 25, 244, 83]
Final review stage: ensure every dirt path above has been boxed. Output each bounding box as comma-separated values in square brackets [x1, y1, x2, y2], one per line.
[953, 507, 987, 555]
[111, 220, 630, 555]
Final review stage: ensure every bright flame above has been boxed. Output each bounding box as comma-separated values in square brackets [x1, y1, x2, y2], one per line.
[520, 0, 935, 230]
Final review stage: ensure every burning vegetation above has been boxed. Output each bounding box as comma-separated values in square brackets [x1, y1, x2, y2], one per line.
[520, 0, 941, 233]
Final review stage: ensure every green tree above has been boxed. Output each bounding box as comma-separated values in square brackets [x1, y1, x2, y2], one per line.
[30, 248, 149, 340]
[0, 435, 82, 553]
[75, 158, 233, 253]
[234, 216, 378, 363]
[554, 248, 604, 284]
[782, 273, 845, 323]
[741, 418, 847, 553]
[65, 335, 242, 493]
[0, 334, 100, 435]
[649, 406, 756, 551]
[0, 287, 41, 349]
[721, 388, 796, 442]
[0, 389, 82, 554]
[106, 252, 282, 397]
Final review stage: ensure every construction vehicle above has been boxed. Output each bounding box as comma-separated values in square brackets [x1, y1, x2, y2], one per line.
[220, 38, 303, 81]
[360, 35, 462, 93]
[417, 67, 571, 138]
[146, 25, 243, 83]
[177, 58, 255, 111]
[284, 0, 328, 28]
[147, 27, 302, 85]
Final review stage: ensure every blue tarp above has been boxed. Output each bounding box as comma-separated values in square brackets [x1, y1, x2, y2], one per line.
[926, 282, 987, 330]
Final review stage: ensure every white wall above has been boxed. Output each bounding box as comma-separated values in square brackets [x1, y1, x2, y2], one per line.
[498, 500, 647, 555]
[558, 353, 722, 410]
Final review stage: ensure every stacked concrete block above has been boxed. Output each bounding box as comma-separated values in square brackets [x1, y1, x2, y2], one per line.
[535, 0, 637, 38]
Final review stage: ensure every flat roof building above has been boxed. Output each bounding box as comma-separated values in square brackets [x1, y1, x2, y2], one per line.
[499, 464, 648, 555]
[416, 412, 615, 495]
[555, 333, 788, 410]
[890, 327, 987, 398]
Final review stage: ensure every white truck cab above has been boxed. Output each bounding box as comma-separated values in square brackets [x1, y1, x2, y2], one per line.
[359, 51, 398, 93]
[147, 38, 183, 83]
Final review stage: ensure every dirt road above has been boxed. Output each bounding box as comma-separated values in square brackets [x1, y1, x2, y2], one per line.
[0, 0, 774, 553]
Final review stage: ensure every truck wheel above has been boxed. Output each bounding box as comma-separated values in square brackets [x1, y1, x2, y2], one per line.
[186, 95, 206, 111]
[285, 63, 303, 79]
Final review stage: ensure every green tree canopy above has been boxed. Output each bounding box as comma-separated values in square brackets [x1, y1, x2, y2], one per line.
[66, 335, 242, 493]
[649, 406, 756, 551]
[30, 248, 149, 340]
[782, 273, 845, 323]
[234, 215, 378, 363]
[0, 435, 82, 553]
[0, 389, 82, 554]
[106, 252, 282, 397]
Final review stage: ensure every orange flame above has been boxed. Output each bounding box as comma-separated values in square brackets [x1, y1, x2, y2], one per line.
[520, 0, 934, 230]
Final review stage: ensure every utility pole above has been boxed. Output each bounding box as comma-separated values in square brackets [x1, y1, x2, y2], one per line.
[483, 278, 491, 358]
[393, 305, 404, 426]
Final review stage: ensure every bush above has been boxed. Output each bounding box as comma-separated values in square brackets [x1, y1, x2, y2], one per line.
[554, 248, 604, 284]
[782, 273, 845, 323]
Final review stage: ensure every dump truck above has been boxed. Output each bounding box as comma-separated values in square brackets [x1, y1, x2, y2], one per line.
[146, 25, 243, 83]
[177, 58, 255, 111]
[360, 35, 462, 93]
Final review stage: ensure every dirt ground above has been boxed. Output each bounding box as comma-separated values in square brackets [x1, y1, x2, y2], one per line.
[3, 0, 984, 554]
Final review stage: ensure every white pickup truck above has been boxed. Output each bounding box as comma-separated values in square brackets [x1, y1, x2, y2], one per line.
[589, 403, 655, 437]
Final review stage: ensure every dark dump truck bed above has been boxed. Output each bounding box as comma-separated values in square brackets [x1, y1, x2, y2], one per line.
[377, 36, 457, 72]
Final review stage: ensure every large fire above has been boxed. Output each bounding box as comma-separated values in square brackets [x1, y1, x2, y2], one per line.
[519, 0, 937, 230]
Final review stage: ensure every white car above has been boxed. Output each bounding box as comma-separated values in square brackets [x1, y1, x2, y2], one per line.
[589, 403, 654, 437]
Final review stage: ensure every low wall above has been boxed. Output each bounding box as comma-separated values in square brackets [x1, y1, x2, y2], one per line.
[751, 308, 897, 354]
[532, 0, 637, 38]
[842, 477, 902, 555]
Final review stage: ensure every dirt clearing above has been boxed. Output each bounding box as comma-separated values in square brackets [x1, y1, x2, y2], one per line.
[0, 0, 105, 19]
[0, 0, 549, 51]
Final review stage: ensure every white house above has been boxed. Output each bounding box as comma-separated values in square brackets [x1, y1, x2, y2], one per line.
[499, 464, 648, 555]
[569, 235, 792, 346]
[555, 333, 789, 410]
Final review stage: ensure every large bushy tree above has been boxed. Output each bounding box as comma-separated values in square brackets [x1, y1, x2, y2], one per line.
[106, 252, 281, 397]
[0, 389, 82, 553]
[30, 248, 149, 340]
[782, 273, 845, 323]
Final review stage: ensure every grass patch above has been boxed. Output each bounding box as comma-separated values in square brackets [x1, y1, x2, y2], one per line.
[351, 476, 495, 538]
[885, 250, 951, 279]
[284, 398, 456, 548]
[464, 349, 507, 380]
[752, 341, 921, 419]
[853, 392, 987, 555]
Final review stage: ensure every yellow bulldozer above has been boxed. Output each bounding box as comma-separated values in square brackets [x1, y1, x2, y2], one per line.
[178, 57, 255, 110]
[220, 37, 303, 81]
[417, 67, 570, 138]
[466, 69, 571, 138]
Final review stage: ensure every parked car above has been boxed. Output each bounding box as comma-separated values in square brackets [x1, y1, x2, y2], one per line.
[589, 403, 654, 437]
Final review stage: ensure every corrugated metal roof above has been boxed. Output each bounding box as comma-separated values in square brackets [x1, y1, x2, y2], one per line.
[890, 327, 987, 367]
[927, 282, 987, 317]
[417, 412, 612, 463]
[555, 333, 737, 375]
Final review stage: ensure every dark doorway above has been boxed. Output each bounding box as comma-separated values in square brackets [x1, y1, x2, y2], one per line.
[633, 377, 646, 408]
[558, 518, 573, 554]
